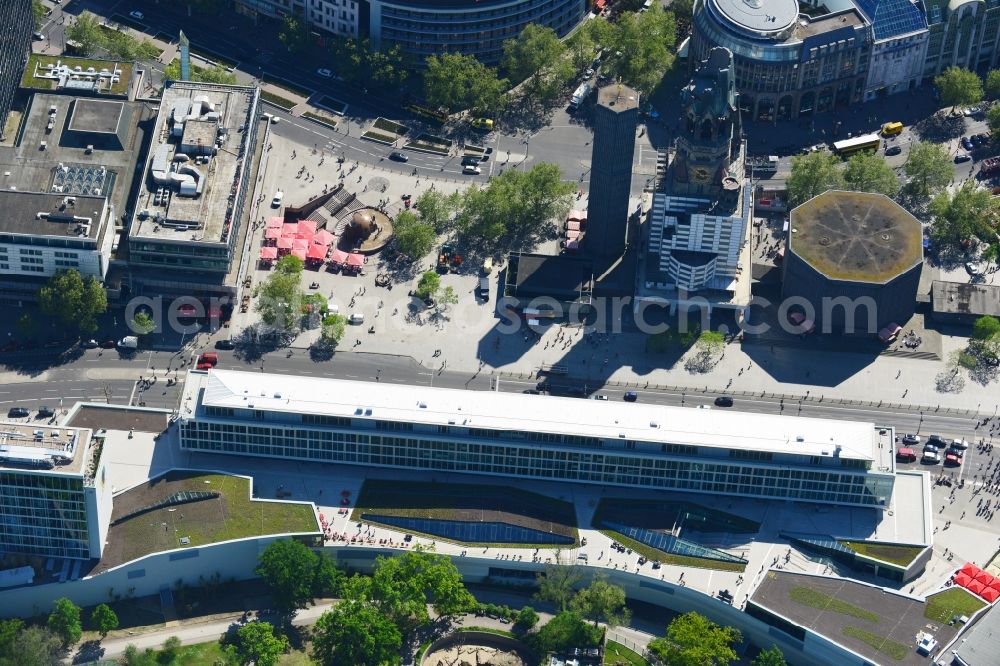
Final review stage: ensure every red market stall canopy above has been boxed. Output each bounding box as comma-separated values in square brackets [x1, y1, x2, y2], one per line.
[259, 246, 278, 260]
[265, 217, 284, 229]
[292, 239, 310, 252]
[954, 572, 974, 587]
[330, 248, 349, 265]
[960, 563, 983, 578]
[277, 237, 294, 250]
[982, 587, 1000, 603]
[265, 227, 281, 240]
[566, 220, 582, 232]
[282, 223, 298, 237]
[313, 229, 335, 246]
[291, 247, 307, 260]
[347, 253, 364, 268]
[298, 220, 318, 236]
[307, 244, 328, 260]
[568, 209, 587, 221]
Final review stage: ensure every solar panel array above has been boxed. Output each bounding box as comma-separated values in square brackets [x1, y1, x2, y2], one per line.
[52, 165, 109, 196]
[854, 0, 928, 40]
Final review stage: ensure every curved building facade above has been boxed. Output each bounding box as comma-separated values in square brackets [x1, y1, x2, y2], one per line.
[369, 0, 587, 65]
[691, 0, 872, 120]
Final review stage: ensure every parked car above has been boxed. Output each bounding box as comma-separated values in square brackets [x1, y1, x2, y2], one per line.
[81, 339, 99, 349]
[7, 408, 29, 418]
[214, 339, 236, 350]
[463, 165, 482, 175]
[389, 151, 408, 162]
[624, 391, 638, 402]
[461, 156, 481, 167]
[944, 452, 963, 466]
[966, 261, 984, 276]
[923, 443, 940, 453]
[271, 191, 284, 207]
[316, 68, 333, 78]
[927, 434, 947, 446]
[714, 396, 734, 407]
[37, 406, 55, 418]
[962, 137, 974, 151]
[197, 352, 219, 367]
[896, 447, 917, 463]
[901, 433, 921, 445]
[591, 394, 609, 400]
[922, 451, 941, 464]
[32, 31, 44, 40]
[129, 10, 144, 19]
[99, 339, 117, 349]
[950, 438, 969, 450]
[955, 153, 972, 163]
[885, 145, 902, 156]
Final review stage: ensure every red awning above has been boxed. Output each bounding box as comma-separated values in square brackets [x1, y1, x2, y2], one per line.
[292, 238, 310, 252]
[313, 229, 335, 246]
[307, 244, 328, 260]
[277, 237, 294, 249]
[568, 209, 587, 221]
[265, 217, 284, 229]
[259, 247, 278, 259]
[566, 220, 581, 232]
[961, 563, 983, 578]
[565, 230, 581, 241]
[968, 580, 986, 594]
[954, 572, 974, 587]
[298, 220, 318, 235]
[291, 247, 307, 260]
[982, 587, 1000, 602]
[974, 570, 995, 585]
[347, 253, 364, 268]
[265, 227, 281, 240]
[330, 248, 349, 264]
[296, 230, 315, 242]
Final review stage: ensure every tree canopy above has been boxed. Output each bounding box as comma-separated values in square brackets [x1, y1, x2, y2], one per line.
[48, 597, 82, 647]
[163, 59, 237, 84]
[973, 316, 1000, 341]
[67, 12, 159, 60]
[319, 314, 347, 347]
[786, 152, 845, 207]
[230, 621, 288, 666]
[752, 645, 788, 666]
[502, 24, 573, 105]
[456, 162, 575, 251]
[929, 181, 1000, 257]
[986, 69, 1000, 100]
[0, 623, 62, 666]
[38, 269, 108, 334]
[842, 151, 899, 197]
[570, 574, 631, 627]
[530, 611, 602, 654]
[255, 540, 325, 613]
[90, 603, 119, 638]
[393, 210, 437, 260]
[904, 141, 953, 197]
[365, 551, 474, 633]
[934, 67, 983, 109]
[647, 612, 742, 666]
[256, 256, 305, 330]
[413, 190, 462, 234]
[535, 565, 583, 612]
[606, 6, 677, 94]
[987, 104, 1000, 136]
[311, 598, 402, 666]
[423, 53, 508, 114]
[415, 271, 441, 301]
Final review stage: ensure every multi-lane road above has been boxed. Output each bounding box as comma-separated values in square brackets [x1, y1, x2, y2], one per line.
[1, 347, 984, 448]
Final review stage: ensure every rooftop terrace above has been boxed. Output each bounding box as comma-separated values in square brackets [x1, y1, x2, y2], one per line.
[184, 370, 886, 463]
[128, 81, 259, 246]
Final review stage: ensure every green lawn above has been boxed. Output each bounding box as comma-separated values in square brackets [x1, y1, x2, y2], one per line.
[788, 587, 880, 623]
[108, 473, 317, 566]
[124, 639, 311, 665]
[841, 541, 924, 567]
[598, 530, 746, 573]
[261, 90, 298, 110]
[21, 53, 132, 95]
[842, 626, 909, 661]
[925, 588, 986, 623]
[604, 640, 650, 666]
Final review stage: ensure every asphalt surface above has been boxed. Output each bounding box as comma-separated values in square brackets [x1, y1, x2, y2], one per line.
[0, 346, 985, 446]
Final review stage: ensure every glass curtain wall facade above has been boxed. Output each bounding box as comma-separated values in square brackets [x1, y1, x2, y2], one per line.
[0, 471, 91, 559]
[180, 410, 895, 508]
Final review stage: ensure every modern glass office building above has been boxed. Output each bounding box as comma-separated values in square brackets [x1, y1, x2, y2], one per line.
[0, 423, 111, 560]
[180, 371, 897, 509]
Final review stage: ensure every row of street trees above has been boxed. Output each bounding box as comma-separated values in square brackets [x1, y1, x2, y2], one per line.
[424, 6, 677, 113]
[67, 12, 161, 60]
[0, 598, 119, 665]
[785, 146, 949, 208]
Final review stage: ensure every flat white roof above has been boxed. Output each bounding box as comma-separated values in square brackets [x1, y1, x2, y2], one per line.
[184, 370, 881, 462]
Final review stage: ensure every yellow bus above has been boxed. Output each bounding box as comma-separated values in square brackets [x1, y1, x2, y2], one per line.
[881, 121, 903, 136]
[833, 133, 881, 155]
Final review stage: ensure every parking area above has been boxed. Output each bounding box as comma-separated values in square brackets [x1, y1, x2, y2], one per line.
[894, 432, 974, 478]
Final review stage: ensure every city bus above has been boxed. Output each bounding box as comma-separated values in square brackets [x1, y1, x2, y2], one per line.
[833, 133, 881, 156]
[881, 121, 903, 136]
